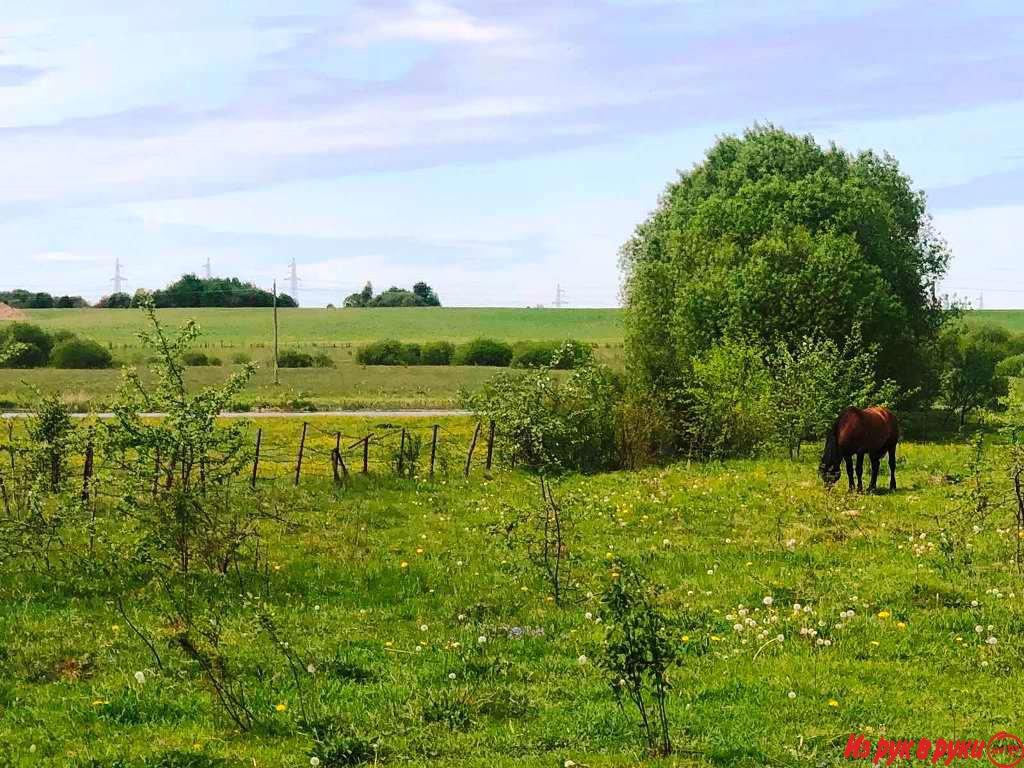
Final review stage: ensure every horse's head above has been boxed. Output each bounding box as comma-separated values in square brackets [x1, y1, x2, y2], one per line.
[819, 431, 841, 487]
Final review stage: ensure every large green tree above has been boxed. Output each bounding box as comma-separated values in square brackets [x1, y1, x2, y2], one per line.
[620, 125, 950, 406]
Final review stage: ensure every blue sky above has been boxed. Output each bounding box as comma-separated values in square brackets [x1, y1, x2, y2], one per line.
[1, 1, 1022, 307]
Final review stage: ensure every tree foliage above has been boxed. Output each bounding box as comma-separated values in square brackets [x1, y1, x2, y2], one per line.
[621, 125, 950, 413]
[343, 281, 441, 307]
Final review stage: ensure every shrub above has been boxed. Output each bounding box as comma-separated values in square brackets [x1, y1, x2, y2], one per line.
[615, 392, 675, 470]
[511, 339, 593, 369]
[181, 351, 221, 366]
[682, 338, 774, 458]
[231, 352, 252, 365]
[312, 351, 336, 368]
[50, 337, 113, 369]
[465, 359, 621, 473]
[996, 353, 1024, 379]
[278, 350, 314, 368]
[0, 322, 53, 368]
[421, 341, 454, 365]
[453, 338, 513, 367]
[356, 340, 420, 366]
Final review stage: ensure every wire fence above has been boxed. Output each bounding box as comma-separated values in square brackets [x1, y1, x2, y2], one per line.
[0, 417, 500, 503]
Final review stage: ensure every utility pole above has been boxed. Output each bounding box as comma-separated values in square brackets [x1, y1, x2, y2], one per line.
[553, 283, 567, 308]
[203, 257, 212, 280]
[272, 280, 280, 385]
[112, 258, 127, 294]
[978, 292, 984, 310]
[287, 258, 299, 304]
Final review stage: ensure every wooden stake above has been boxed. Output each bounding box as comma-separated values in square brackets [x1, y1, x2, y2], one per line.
[335, 432, 348, 479]
[363, 434, 371, 474]
[251, 428, 262, 489]
[485, 419, 496, 471]
[464, 421, 481, 478]
[429, 424, 438, 477]
[81, 434, 94, 504]
[294, 422, 307, 486]
[398, 428, 407, 475]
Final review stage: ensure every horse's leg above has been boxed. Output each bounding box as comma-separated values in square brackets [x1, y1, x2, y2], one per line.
[844, 454, 855, 491]
[855, 452, 864, 493]
[868, 454, 880, 493]
[888, 446, 897, 491]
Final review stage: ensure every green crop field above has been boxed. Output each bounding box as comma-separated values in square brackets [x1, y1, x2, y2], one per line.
[21, 307, 626, 348]
[1, 417, 1021, 766]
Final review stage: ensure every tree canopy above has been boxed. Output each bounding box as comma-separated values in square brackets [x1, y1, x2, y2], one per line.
[344, 281, 441, 307]
[620, 125, 950, 404]
[97, 275, 297, 309]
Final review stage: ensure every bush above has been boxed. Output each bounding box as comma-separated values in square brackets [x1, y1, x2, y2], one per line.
[453, 338, 513, 367]
[682, 339, 774, 458]
[997, 353, 1024, 379]
[50, 338, 114, 369]
[278, 350, 314, 368]
[511, 339, 593, 369]
[0, 322, 53, 368]
[465, 360, 621, 473]
[312, 351, 335, 368]
[421, 341, 454, 365]
[356, 340, 420, 365]
[231, 352, 252, 365]
[181, 351, 221, 367]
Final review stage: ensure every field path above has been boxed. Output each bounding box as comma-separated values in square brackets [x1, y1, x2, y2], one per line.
[1, 409, 471, 419]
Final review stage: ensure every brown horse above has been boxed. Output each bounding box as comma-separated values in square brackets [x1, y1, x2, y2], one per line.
[819, 406, 899, 492]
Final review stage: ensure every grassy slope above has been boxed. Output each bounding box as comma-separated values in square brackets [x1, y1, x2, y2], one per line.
[966, 309, 1024, 333]
[1, 426, 1020, 766]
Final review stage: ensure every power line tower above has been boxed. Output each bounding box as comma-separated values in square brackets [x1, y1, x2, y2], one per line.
[286, 258, 300, 302]
[203, 257, 212, 280]
[978, 292, 984, 310]
[111, 258, 127, 294]
[553, 283, 567, 308]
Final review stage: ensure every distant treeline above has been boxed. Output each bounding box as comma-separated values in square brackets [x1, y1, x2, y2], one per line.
[342, 281, 441, 308]
[0, 289, 89, 308]
[98, 275, 298, 308]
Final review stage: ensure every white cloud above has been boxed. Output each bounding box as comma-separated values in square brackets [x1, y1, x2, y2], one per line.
[31, 250, 97, 262]
[342, 1, 516, 46]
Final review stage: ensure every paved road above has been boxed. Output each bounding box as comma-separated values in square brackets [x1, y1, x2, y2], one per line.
[1, 409, 471, 419]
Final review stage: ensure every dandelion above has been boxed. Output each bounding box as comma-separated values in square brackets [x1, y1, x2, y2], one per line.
[577, 655, 588, 666]
[870, 640, 880, 646]
[975, 625, 984, 634]
[400, 561, 409, 569]
[681, 635, 690, 643]
[311, 758, 321, 767]
[971, 600, 979, 607]
[762, 596, 773, 607]
[448, 672, 457, 680]
[828, 699, 839, 708]
[477, 635, 487, 644]
[788, 691, 796, 699]
[896, 622, 906, 630]
[776, 634, 785, 643]
[986, 636, 998, 645]
[134, 670, 146, 685]
[307, 663, 316, 674]
[877, 610, 891, 620]
[420, 624, 428, 632]
[793, 603, 802, 612]
[275, 702, 288, 712]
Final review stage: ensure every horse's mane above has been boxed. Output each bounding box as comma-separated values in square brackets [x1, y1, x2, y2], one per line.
[821, 407, 859, 469]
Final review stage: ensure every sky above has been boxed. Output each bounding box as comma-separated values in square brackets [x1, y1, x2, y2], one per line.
[1, 1, 1022, 308]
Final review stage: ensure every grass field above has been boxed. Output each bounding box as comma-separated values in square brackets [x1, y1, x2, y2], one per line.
[2, 307, 1021, 412]
[21, 307, 626, 347]
[1, 418, 1021, 766]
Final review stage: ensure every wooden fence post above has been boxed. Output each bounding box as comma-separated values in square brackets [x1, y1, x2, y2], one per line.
[152, 446, 161, 498]
[397, 428, 407, 475]
[485, 419, 496, 471]
[0, 473, 8, 515]
[294, 422, 308, 486]
[251, 428, 262, 489]
[429, 424, 438, 477]
[81, 434, 94, 504]
[362, 434, 371, 474]
[464, 421, 481, 478]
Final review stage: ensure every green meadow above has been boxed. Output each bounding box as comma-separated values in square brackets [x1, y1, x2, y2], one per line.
[1, 418, 1021, 766]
